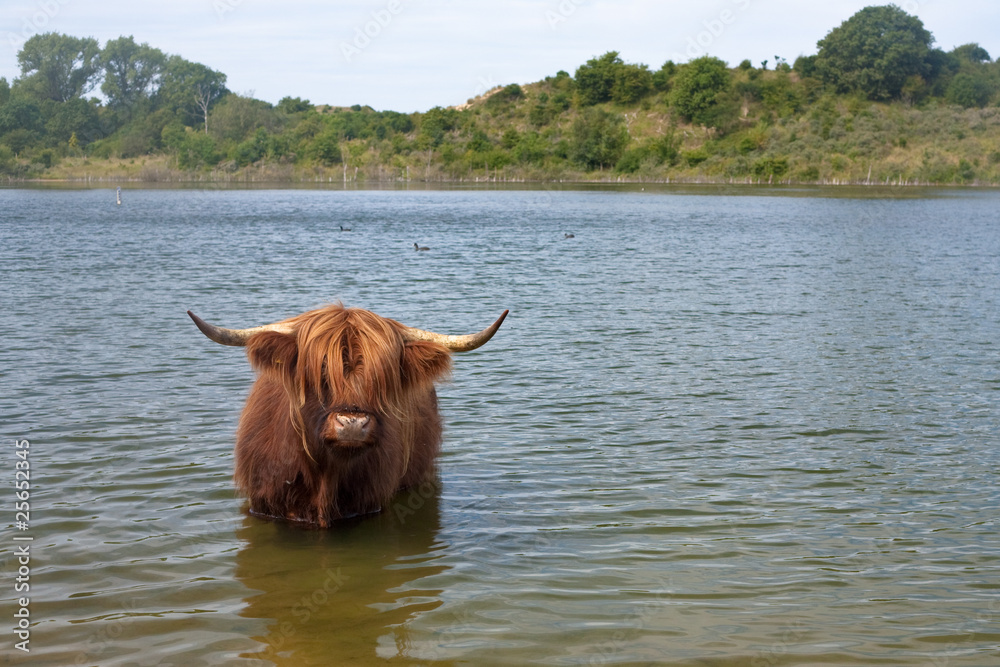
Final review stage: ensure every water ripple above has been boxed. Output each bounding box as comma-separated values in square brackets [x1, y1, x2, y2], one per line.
[1, 187, 999, 666]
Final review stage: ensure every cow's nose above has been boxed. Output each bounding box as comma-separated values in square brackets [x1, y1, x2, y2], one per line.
[332, 413, 372, 443]
[336, 413, 370, 429]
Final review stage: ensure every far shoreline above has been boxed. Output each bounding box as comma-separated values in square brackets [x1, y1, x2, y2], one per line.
[5, 178, 993, 200]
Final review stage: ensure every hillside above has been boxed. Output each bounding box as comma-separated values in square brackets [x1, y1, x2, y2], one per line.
[3, 5, 1000, 186]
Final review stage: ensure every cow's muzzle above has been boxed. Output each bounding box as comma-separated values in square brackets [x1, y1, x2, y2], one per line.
[322, 411, 375, 447]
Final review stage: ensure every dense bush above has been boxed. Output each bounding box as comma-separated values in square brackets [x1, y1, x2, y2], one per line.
[670, 56, 731, 126]
[570, 108, 629, 170]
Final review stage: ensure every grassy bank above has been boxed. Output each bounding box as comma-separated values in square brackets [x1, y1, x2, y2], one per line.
[18, 90, 1000, 187]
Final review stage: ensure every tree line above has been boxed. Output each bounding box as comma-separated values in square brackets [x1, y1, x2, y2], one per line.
[1, 5, 999, 183]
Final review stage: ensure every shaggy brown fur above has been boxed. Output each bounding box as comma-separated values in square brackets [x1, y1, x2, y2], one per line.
[234, 305, 452, 526]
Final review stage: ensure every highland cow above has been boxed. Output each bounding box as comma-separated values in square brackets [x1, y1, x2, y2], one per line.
[188, 304, 507, 527]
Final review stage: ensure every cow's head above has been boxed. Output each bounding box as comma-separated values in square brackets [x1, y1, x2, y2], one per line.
[188, 305, 508, 458]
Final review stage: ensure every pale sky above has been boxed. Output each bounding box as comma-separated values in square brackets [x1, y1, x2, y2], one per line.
[2, 0, 998, 112]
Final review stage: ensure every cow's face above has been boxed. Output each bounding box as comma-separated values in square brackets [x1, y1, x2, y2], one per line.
[244, 309, 453, 454]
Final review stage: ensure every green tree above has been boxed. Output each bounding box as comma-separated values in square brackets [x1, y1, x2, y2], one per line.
[277, 96, 312, 114]
[113, 109, 173, 157]
[0, 97, 43, 136]
[101, 36, 166, 118]
[310, 127, 342, 165]
[0, 143, 15, 174]
[793, 55, 818, 78]
[0, 78, 9, 106]
[814, 5, 933, 100]
[416, 106, 458, 148]
[466, 128, 491, 152]
[2, 129, 39, 154]
[156, 55, 228, 132]
[210, 94, 279, 142]
[651, 61, 677, 92]
[760, 71, 804, 117]
[167, 127, 221, 169]
[614, 133, 681, 173]
[44, 97, 102, 144]
[575, 51, 623, 105]
[946, 71, 994, 107]
[952, 43, 991, 64]
[513, 131, 547, 165]
[232, 128, 273, 166]
[923, 48, 961, 94]
[16, 33, 102, 102]
[383, 111, 413, 134]
[612, 63, 653, 104]
[670, 56, 731, 126]
[570, 107, 629, 170]
[500, 129, 519, 150]
[575, 52, 654, 106]
[751, 156, 789, 179]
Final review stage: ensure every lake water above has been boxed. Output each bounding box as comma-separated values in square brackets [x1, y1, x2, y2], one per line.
[1, 185, 998, 666]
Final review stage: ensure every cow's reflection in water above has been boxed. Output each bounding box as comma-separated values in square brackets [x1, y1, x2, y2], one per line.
[235, 482, 451, 665]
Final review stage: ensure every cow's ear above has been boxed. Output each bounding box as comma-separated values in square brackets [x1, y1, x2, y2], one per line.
[402, 340, 452, 386]
[246, 331, 299, 376]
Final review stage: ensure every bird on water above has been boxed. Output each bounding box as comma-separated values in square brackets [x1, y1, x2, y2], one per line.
[414, 243, 430, 251]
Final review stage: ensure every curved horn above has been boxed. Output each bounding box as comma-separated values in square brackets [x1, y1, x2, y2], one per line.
[187, 311, 295, 347]
[402, 310, 509, 352]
